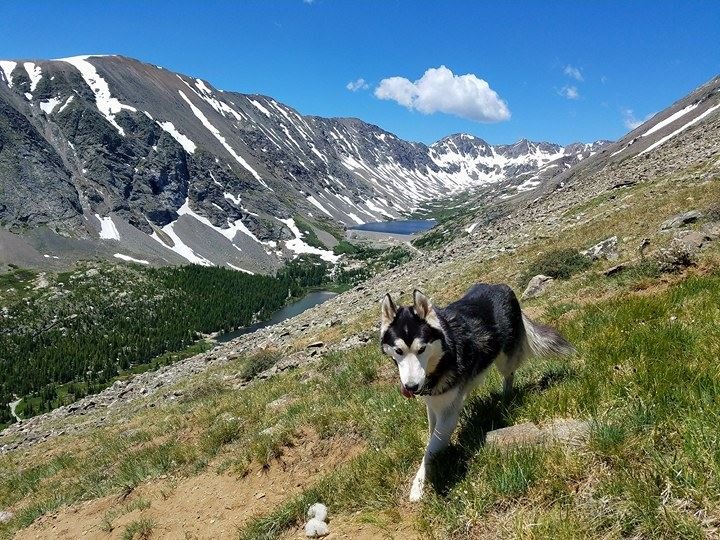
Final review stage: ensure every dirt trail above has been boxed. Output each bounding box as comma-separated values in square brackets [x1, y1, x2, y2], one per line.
[16, 433, 364, 540]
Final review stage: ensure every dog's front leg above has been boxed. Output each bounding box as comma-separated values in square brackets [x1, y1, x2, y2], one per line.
[426, 402, 437, 438]
[410, 397, 461, 502]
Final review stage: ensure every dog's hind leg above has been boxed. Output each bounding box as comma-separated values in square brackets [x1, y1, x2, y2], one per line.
[502, 372, 515, 398]
[411, 390, 462, 502]
[495, 351, 525, 399]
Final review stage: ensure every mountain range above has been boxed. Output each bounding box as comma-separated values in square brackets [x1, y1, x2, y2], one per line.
[0, 55, 607, 273]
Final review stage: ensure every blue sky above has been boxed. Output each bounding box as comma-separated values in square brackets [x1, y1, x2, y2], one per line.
[1, 1, 718, 145]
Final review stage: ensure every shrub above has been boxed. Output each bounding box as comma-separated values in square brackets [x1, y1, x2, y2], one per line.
[333, 240, 359, 255]
[519, 248, 592, 286]
[238, 350, 282, 381]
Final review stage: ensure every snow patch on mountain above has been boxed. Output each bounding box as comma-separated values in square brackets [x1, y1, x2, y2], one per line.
[23, 62, 42, 93]
[157, 120, 197, 153]
[224, 193, 241, 205]
[60, 55, 137, 136]
[641, 103, 699, 138]
[95, 214, 120, 240]
[150, 224, 213, 266]
[227, 263, 255, 274]
[639, 103, 720, 156]
[57, 95, 74, 113]
[39, 97, 62, 114]
[249, 99, 271, 117]
[113, 253, 149, 265]
[277, 217, 340, 263]
[178, 90, 266, 185]
[176, 198, 245, 250]
[347, 213, 364, 225]
[0, 61, 16, 87]
[307, 195, 334, 218]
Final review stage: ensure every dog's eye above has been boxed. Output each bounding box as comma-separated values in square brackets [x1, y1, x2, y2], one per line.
[394, 348, 403, 356]
[417, 345, 426, 354]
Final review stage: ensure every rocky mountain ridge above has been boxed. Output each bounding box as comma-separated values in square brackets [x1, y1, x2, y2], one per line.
[0, 55, 606, 273]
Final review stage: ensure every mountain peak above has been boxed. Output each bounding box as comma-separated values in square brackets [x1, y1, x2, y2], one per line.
[0, 53, 620, 272]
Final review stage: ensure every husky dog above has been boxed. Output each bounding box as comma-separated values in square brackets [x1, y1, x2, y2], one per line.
[380, 284, 574, 501]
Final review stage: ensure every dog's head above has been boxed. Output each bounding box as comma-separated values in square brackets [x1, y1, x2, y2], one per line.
[380, 290, 446, 398]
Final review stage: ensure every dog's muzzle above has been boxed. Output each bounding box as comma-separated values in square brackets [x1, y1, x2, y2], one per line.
[400, 382, 428, 399]
[400, 383, 415, 399]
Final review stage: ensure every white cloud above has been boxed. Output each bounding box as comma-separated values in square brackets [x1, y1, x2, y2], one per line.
[563, 65, 584, 82]
[558, 85, 580, 100]
[600, 75, 608, 84]
[374, 65, 510, 123]
[346, 78, 369, 92]
[622, 108, 655, 130]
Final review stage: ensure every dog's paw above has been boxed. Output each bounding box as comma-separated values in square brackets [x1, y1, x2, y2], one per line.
[409, 476, 425, 502]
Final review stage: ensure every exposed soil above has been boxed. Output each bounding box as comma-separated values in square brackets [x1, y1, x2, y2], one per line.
[279, 510, 422, 540]
[16, 431, 364, 540]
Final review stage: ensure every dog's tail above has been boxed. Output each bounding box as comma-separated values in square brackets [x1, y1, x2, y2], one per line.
[522, 313, 576, 357]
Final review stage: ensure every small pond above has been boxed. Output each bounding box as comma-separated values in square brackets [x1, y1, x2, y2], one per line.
[214, 290, 337, 343]
[348, 219, 437, 235]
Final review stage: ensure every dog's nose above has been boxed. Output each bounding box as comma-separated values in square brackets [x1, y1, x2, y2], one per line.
[405, 383, 420, 393]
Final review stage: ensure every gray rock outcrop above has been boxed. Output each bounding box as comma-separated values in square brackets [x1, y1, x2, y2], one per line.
[521, 274, 554, 300]
[660, 210, 703, 231]
[582, 236, 618, 261]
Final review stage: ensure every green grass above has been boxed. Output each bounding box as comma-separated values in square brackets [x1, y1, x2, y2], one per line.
[121, 517, 155, 540]
[3, 270, 720, 539]
[0, 267, 36, 291]
[240, 271, 720, 539]
[518, 248, 593, 287]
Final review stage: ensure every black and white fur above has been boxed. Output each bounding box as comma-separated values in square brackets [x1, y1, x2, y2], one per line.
[380, 284, 574, 501]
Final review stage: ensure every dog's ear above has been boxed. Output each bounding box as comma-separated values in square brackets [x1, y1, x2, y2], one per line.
[413, 289, 433, 320]
[381, 293, 398, 328]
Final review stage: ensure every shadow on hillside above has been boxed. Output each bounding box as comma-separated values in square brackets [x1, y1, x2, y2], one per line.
[427, 366, 569, 497]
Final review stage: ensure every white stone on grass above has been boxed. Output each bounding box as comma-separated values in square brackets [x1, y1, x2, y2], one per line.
[304, 517, 329, 537]
[307, 502, 328, 522]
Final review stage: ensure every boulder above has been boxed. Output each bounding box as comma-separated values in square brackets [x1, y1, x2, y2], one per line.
[611, 179, 638, 189]
[701, 222, 720, 240]
[266, 394, 295, 412]
[674, 230, 707, 251]
[544, 419, 590, 445]
[659, 210, 702, 231]
[582, 236, 618, 261]
[485, 422, 544, 446]
[485, 419, 589, 447]
[521, 274, 554, 300]
[0, 510, 13, 524]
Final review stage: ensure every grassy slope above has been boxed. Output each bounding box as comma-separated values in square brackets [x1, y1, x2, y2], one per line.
[2, 168, 720, 538]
